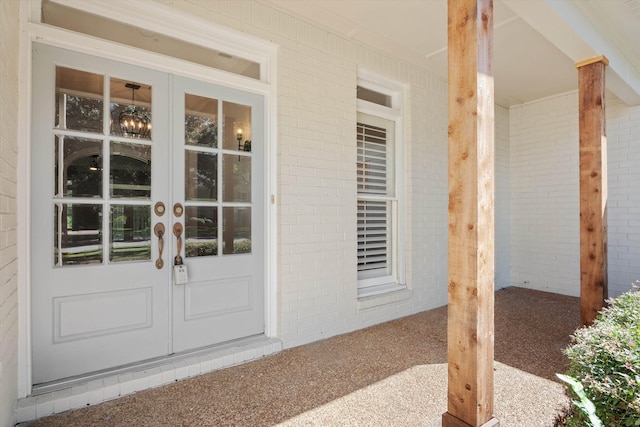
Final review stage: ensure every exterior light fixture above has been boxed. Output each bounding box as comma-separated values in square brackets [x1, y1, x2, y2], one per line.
[119, 83, 151, 138]
[89, 155, 102, 171]
[236, 128, 251, 154]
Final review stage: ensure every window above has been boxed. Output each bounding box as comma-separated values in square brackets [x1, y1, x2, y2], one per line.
[356, 72, 405, 297]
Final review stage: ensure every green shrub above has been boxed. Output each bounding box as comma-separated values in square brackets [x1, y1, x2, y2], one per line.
[562, 285, 640, 426]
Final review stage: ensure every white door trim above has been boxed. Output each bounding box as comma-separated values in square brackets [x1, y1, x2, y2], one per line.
[17, 1, 278, 397]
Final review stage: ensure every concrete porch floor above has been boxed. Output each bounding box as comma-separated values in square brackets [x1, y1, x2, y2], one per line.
[21, 287, 578, 426]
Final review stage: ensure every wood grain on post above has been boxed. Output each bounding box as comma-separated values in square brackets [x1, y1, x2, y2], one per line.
[443, 0, 498, 426]
[577, 56, 609, 326]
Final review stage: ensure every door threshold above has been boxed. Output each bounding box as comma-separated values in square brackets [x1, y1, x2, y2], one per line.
[16, 336, 282, 423]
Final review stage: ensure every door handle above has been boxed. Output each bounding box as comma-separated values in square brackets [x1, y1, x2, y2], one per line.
[154, 223, 165, 269]
[173, 222, 184, 265]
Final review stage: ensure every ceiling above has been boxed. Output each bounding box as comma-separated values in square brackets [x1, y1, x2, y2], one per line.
[263, 0, 640, 107]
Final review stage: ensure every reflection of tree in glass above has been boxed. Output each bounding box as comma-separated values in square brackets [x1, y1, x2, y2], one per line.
[60, 95, 103, 133]
[187, 152, 217, 200]
[111, 155, 151, 198]
[185, 114, 217, 147]
[232, 159, 251, 202]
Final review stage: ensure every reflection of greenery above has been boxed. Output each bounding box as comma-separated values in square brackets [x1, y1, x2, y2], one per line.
[187, 152, 216, 199]
[56, 248, 102, 265]
[110, 245, 151, 262]
[185, 114, 217, 147]
[233, 240, 251, 253]
[186, 219, 217, 239]
[62, 95, 103, 133]
[111, 152, 151, 198]
[186, 241, 217, 257]
[185, 240, 251, 257]
[234, 227, 251, 239]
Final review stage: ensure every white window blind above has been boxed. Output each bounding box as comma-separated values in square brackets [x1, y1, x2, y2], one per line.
[357, 200, 391, 276]
[357, 114, 395, 283]
[357, 122, 388, 195]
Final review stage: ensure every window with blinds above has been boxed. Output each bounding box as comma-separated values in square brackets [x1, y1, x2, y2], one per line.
[357, 113, 395, 284]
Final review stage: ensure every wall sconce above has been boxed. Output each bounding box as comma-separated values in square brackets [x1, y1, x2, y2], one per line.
[89, 155, 102, 171]
[237, 129, 243, 151]
[236, 128, 251, 158]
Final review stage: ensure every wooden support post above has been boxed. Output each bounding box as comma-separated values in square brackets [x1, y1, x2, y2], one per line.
[443, 0, 498, 427]
[577, 55, 609, 326]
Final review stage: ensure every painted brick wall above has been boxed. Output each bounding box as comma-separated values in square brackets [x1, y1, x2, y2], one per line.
[0, 0, 20, 426]
[495, 105, 511, 289]
[606, 94, 640, 297]
[510, 93, 581, 296]
[510, 91, 640, 298]
[161, 0, 454, 347]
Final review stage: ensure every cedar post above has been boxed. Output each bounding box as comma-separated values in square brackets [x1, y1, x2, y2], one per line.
[576, 56, 609, 326]
[443, 0, 498, 426]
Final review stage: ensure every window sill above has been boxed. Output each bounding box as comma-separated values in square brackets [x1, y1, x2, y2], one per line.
[357, 283, 411, 310]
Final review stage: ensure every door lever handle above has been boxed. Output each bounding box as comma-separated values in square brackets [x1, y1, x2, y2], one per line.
[173, 222, 184, 265]
[154, 223, 165, 269]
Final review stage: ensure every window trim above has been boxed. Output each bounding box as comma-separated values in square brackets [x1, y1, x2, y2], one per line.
[356, 71, 406, 298]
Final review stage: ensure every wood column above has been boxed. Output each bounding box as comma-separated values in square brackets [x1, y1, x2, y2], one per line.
[577, 55, 609, 326]
[443, 0, 498, 426]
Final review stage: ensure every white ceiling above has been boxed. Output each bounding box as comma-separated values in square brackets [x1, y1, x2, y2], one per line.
[264, 0, 640, 107]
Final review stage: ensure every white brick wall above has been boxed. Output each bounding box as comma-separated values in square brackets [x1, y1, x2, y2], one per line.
[606, 93, 640, 297]
[509, 93, 581, 296]
[0, 0, 20, 426]
[496, 105, 510, 289]
[161, 0, 453, 347]
[509, 91, 640, 298]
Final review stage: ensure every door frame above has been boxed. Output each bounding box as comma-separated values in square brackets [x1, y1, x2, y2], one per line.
[17, 0, 278, 397]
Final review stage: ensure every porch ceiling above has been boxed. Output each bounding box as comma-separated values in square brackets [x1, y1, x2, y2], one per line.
[263, 0, 640, 107]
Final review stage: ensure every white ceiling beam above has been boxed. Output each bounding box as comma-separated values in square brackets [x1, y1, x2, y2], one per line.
[503, 0, 640, 105]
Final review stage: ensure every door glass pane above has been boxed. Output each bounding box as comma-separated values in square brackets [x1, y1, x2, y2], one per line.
[222, 154, 251, 203]
[55, 135, 102, 198]
[185, 94, 218, 148]
[110, 78, 152, 140]
[222, 101, 251, 151]
[55, 67, 104, 133]
[185, 206, 218, 258]
[110, 142, 151, 198]
[222, 207, 251, 255]
[110, 205, 151, 262]
[54, 203, 102, 266]
[185, 150, 217, 201]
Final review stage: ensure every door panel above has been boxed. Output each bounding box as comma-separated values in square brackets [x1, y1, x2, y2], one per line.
[32, 44, 171, 383]
[31, 44, 265, 384]
[171, 76, 264, 352]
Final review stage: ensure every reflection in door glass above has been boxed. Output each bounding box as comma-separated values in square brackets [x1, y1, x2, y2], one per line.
[54, 203, 103, 266]
[110, 78, 152, 140]
[55, 136, 103, 198]
[110, 142, 151, 198]
[185, 94, 218, 148]
[185, 206, 218, 257]
[222, 154, 251, 203]
[222, 207, 251, 255]
[185, 151, 217, 201]
[223, 101, 252, 151]
[55, 67, 104, 134]
[110, 205, 151, 262]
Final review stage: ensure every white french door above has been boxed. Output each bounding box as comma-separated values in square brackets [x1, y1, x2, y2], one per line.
[31, 43, 265, 384]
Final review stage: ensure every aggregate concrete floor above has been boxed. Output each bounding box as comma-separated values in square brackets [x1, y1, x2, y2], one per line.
[24, 287, 579, 426]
